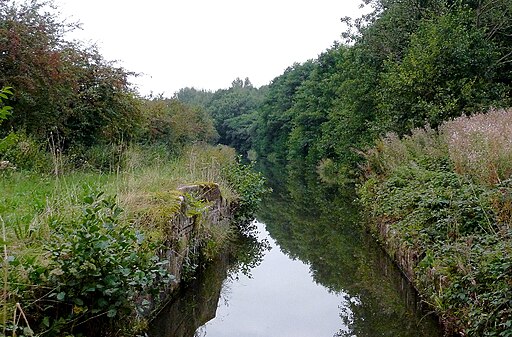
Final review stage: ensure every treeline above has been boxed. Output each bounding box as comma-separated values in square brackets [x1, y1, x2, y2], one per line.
[3, 0, 511, 178]
[0, 0, 217, 172]
[174, 78, 267, 158]
[258, 0, 511, 182]
[176, 0, 511, 184]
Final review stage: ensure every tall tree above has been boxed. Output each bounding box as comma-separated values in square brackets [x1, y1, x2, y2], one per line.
[0, 0, 141, 147]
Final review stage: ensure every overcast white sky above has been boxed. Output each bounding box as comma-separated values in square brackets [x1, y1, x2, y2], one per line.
[54, 0, 366, 96]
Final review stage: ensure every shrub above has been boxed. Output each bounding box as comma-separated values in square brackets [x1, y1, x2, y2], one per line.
[359, 109, 512, 336]
[42, 192, 173, 335]
[0, 131, 51, 171]
[361, 126, 449, 179]
[222, 158, 269, 226]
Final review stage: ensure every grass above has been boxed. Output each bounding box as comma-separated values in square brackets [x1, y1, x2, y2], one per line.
[0, 142, 242, 336]
[1, 143, 238, 239]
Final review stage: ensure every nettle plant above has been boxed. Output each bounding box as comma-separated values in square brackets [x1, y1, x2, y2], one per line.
[45, 192, 173, 333]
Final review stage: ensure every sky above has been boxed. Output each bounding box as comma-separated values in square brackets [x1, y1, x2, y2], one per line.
[54, 0, 367, 97]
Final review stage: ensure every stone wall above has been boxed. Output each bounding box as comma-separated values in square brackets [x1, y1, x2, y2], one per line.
[139, 183, 234, 317]
[165, 183, 232, 283]
[372, 220, 421, 283]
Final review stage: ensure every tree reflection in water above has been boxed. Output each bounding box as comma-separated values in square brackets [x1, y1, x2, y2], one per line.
[258, 168, 441, 337]
[149, 166, 442, 337]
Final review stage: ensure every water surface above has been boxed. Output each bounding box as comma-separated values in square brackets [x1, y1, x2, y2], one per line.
[149, 179, 442, 337]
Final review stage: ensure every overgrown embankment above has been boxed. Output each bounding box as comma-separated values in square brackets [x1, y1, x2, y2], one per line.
[358, 109, 512, 336]
[0, 144, 267, 336]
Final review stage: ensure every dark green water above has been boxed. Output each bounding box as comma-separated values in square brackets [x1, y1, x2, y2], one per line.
[149, 175, 442, 337]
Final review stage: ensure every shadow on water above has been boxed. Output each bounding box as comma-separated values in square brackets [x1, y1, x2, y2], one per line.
[149, 164, 442, 337]
[148, 233, 267, 337]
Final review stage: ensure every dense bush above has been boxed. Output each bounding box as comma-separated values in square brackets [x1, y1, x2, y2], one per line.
[41, 193, 173, 335]
[138, 98, 218, 148]
[0, 1, 141, 148]
[358, 110, 512, 336]
[222, 158, 269, 226]
[0, 131, 51, 171]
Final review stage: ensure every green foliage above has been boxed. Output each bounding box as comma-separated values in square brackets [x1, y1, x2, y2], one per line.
[358, 113, 512, 336]
[44, 192, 173, 334]
[173, 87, 214, 109]
[0, 86, 13, 125]
[138, 98, 218, 149]
[251, 0, 512, 185]
[222, 158, 269, 226]
[416, 232, 512, 337]
[0, 131, 51, 171]
[254, 62, 316, 165]
[0, 0, 141, 148]
[377, 8, 507, 133]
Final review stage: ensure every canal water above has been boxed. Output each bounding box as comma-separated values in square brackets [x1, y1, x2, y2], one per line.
[149, 178, 442, 337]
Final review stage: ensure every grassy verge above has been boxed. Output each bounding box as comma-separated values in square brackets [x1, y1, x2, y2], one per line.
[358, 109, 512, 336]
[0, 143, 267, 336]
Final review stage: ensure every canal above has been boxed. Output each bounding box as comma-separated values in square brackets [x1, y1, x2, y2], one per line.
[149, 176, 442, 337]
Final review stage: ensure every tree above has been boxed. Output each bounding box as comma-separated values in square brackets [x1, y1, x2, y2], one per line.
[254, 62, 315, 165]
[376, 8, 509, 133]
[0, 0, 141, 148]
[139, 98, 218, 148]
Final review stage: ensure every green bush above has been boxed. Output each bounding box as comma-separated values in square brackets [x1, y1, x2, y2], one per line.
[0, 131, 51, 171]
[222, 158, 269, 226]
[43, 192, 173, 335]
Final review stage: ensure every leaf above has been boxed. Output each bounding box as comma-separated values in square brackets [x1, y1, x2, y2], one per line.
[107, 308, 117, 318]
[23, 327, 34, 336]
[83, 195, 94, 204]
[57, 291, 66, 301]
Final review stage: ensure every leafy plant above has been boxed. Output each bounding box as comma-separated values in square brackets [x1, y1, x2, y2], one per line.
[358, 111, 512, 336]
[0, 131, 51, 171]
[222, 158, 269, 226]
[0, 87, 13, 125]
[44, 192, 173, 334]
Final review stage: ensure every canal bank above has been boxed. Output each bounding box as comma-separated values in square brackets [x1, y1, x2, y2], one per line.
[148, 177, 443, 337]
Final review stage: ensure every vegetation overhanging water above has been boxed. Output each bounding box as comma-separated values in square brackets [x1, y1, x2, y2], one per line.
[149, 169, 443, 337]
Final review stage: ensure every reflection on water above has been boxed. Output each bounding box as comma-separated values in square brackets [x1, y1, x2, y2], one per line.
[195, 221, 353, 337]
[149, 172, 442, 337]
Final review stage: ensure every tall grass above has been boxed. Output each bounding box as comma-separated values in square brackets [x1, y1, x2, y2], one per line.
[440, 108, 512, 185]
[361, 125, 448, 178]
